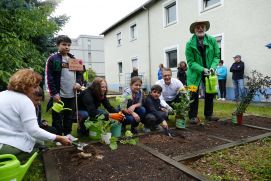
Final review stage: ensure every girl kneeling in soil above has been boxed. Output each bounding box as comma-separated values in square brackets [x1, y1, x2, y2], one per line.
[77, 77, 120, 136]
[0, 69, 71, 155]
[143, 85, 169, 132]
[122, 76, 146, 134]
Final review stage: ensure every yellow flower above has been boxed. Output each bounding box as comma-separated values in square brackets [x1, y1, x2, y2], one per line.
[188, 85, 198, 92]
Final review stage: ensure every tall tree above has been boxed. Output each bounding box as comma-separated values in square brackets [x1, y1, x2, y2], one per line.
[0, 0, 68, 87]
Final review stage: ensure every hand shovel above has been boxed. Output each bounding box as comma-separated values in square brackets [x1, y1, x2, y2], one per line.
[164, 127, 174, 138]
[72, 142, 88, 151]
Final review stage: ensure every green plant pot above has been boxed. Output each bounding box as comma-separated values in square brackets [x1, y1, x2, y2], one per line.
[232, 114, 237, 124]
[111, 122, 122, 138]
[89, 125, 102, 140]
[176, 118, 186, 129]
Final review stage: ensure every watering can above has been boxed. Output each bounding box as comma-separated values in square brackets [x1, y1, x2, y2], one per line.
[205, 69, 218, 94]
[52, 100, 72, 113]
[0, 152, 38, 181]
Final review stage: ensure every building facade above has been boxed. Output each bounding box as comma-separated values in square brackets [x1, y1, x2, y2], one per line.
[102, 0, 271, 101]
[70, 35, 105, 77]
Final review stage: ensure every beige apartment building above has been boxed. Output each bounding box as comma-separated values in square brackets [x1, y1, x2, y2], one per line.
[101, 0, 271, 101]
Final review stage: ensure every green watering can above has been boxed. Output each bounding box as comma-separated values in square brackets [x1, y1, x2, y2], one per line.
[52, 100, 72, 113]
[205, 69, 218, 94]
[0, 152, 38, 181]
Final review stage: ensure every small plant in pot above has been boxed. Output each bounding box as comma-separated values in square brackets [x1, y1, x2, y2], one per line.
[84, 114, 112, 144]
[232, 70, 271, 125]
[172, 86, 195, 128]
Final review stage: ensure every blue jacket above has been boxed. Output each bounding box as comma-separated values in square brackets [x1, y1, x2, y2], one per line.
[46, 52, 82, 97]
[216, 66, 227, 80]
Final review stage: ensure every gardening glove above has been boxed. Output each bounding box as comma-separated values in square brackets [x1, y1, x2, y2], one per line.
[109, 112, 125, 122]
[203, 68, 210, 75]
[166, 104, 173, 113]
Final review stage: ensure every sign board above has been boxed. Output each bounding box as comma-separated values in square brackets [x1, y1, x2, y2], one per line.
[68, 59, 84, 71]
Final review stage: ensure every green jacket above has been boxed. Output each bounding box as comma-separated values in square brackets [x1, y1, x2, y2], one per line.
[185, 34, 220, 87]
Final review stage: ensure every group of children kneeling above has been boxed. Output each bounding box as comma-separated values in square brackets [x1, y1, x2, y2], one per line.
[77, 76, 169, 136]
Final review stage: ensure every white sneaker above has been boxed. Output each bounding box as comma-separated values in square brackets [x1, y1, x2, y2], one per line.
[222, 98, 226, 101]
[56, 142, 62, 146]
[66, 134, 78, 142]
[217, 98, 222, 100]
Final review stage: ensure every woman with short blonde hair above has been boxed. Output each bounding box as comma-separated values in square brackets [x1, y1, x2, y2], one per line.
[0, 69, 71, 154]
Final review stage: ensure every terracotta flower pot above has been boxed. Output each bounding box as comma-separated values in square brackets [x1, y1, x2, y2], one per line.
[237, 114, 243, 125]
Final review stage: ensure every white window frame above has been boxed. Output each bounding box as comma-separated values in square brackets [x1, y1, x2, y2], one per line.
[162, 0, 178, 28]
[131, 56, 138, 69]
[116, 32, 122, 46]
[129, 23, 137, 41]
[213, 33, 224, 61]
[163, 45, 179, 71]
[199, 0, 223, 13]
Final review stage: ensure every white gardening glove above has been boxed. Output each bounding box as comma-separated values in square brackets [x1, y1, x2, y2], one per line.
[166, 104, 173, 112]
[203, 68, 210, 75]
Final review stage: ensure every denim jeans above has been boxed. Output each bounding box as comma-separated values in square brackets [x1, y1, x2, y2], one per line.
[233, 79, 245, 100]
[123, 106, 146, 128]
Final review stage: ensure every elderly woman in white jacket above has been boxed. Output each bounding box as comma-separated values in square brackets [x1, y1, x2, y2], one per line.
[0, 69, 71, 154]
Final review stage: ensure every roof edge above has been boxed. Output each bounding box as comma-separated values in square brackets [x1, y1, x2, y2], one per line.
[100, 0, 156, 35]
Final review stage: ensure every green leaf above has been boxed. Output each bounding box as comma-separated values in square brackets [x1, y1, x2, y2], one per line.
[109, 142, 118, 150]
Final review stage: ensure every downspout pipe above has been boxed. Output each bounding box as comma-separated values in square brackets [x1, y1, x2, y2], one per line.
[143, 5, 151, 91]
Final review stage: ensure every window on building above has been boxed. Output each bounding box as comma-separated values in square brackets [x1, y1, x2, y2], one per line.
[165, 1, 176, 25]
[130, 24, 137, 40]
[118, 62, 123, 73]
[215, 35, 222, 60]
[117, 32, 122, 46]
[202, 0, 221, 11]
[166, 49, 177, 68]
[88, 53, 91, 62]
[131, 58, 138, 68]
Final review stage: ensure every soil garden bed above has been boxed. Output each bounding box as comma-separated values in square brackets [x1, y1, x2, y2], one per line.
[243, 115, 271, 129]
[44, 143, 197, 181]
[187, 120, 269, 141]
[139, 129, 227, 158]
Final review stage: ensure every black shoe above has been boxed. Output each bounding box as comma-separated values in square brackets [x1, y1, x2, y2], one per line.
[205, 116, 219, 122]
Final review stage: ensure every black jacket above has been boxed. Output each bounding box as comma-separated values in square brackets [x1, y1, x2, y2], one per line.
[177, 67, 187, 86]
[78, 88, 118, 119]
[230, 61, 245, 80]
[144, 95, 164, 122]
[46, 52, 82, 97]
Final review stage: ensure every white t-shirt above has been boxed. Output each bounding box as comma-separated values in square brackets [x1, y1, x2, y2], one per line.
[0, 90, 56, 152]
[156, 78, 184, 107]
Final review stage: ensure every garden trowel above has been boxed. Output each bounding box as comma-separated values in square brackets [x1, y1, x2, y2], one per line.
[72, 142, 88, 151]
[164, 128, 174, 138]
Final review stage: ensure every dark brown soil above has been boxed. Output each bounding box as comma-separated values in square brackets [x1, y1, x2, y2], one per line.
[46, 143, 196, 181]
[187, 120, 269, 141]
[243, 115, 271, 128]
[140, 130, 227, 157]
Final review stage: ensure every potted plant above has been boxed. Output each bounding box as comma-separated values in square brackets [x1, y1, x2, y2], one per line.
[232, 70, 271, 125]
[84, 115, 112, 143]
[172, 86, 195, 128]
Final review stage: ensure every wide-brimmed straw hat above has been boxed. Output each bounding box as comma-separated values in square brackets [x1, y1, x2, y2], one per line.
[189, 20, 210, 33]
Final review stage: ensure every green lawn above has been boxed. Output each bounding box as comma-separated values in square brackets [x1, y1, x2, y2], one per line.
[23, 97, 271, 180]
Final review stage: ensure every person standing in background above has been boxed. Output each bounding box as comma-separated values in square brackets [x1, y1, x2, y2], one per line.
[131, 67, 139, 78]
[157, 64, 164, 80]
[177, 61, 187, 86]
[230, 55, 245, 101]
[216, 60, 227, 100]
